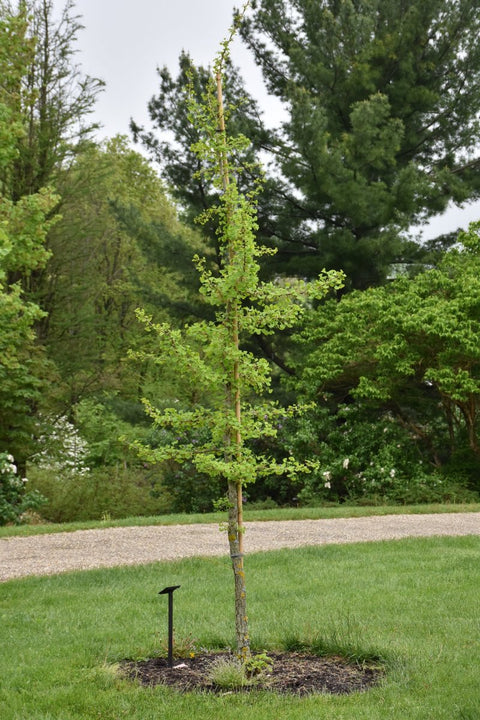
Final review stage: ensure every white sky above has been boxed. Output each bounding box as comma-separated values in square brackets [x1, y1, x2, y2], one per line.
[71, 0, 275, 136]
[62, 0, 480, 239]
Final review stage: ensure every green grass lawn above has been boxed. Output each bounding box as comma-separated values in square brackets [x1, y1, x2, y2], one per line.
[1, 501, 479, 538]
[1, 535, 479, 719]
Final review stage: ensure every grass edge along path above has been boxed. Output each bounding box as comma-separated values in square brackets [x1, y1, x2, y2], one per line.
[1, 501, 479, 538]
[1, 535, 479, 719]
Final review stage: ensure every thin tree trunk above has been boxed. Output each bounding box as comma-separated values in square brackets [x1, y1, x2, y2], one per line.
[227, 479, 249, 660]
[216, 70, 250, 660]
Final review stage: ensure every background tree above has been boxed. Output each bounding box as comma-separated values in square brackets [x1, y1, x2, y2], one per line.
[0, 8, 58, 468]
[239, 0, 480, 287]
[1, 0, 104, 202]
[131, 51, 270, 241]
[35, 136, 204, 413]
[290, 221, 480, 500]
[136, 0, 480, 290]
[0, 0, 104, 460]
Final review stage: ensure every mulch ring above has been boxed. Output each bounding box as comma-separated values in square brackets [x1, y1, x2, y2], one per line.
[121, 651, 383, 696]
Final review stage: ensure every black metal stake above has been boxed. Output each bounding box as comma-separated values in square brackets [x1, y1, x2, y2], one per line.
[158, 585, 181, 668]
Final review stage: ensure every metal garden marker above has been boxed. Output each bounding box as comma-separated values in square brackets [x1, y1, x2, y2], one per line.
[159, 585, 181, 668]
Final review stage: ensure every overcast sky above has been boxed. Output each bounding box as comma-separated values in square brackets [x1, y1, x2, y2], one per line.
[70, 0, 277, 137]
[59, 0, 479, 239]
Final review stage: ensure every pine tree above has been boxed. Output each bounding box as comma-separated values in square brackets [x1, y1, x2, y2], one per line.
[135, 0, 480, 290]
[240, 0, 480, 287]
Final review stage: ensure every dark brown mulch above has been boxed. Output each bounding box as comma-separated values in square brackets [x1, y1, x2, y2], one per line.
[121, 652, 383, 696]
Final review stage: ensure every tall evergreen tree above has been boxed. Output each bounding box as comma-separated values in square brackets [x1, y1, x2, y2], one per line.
[135, 0, 480, 289]
[240, 0, 480, 286]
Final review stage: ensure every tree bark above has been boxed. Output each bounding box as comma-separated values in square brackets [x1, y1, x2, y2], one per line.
[216, 69, 250, 660]
[227, 479, 249, 661]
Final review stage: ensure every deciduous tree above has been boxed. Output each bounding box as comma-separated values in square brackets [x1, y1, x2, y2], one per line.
[1, 0, 103, 202]
[131, 19, 343, 659]
[34, 136, 206, 416]
[293, 221, 480, 490]
[0, 8, 58, 466]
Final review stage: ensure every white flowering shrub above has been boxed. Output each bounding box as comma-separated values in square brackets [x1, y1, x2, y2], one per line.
[32, 416, 90, 476]
[0, 452, 45, 525]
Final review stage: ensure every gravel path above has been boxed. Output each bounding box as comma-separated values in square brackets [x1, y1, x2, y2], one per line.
[1, 512, 479, 582]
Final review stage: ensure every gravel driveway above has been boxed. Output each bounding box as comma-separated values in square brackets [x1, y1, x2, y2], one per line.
[1, 512, 479, 582]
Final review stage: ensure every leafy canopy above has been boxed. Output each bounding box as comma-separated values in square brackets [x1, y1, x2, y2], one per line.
[294, 221, 480, 459]
[131, 71, 343, 481]
[0, 8, 58, 462]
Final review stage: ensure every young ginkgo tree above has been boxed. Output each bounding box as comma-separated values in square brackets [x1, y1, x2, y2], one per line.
[131, 16, 344, 661]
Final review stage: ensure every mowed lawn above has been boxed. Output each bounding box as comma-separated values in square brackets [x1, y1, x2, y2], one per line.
[1, 535, 479, 720]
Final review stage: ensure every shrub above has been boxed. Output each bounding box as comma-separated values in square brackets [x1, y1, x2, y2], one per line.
[281, 404, 479, 506]
[160, 458, 224, 513]
[146, 422, 224, 513]
[440, 445, 480, 493]
[0, 452, 45, 525]
[27, 464, 173, 522]
[32, 415, 90, 476]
